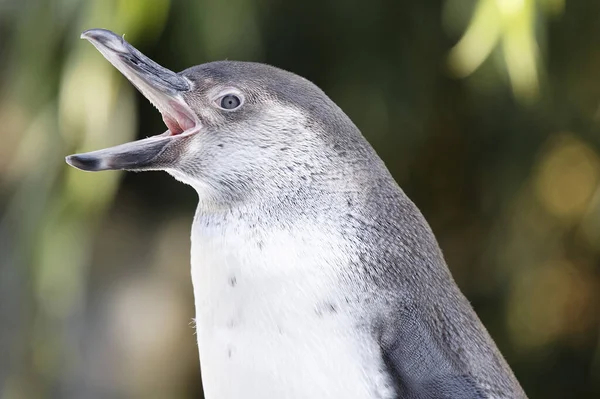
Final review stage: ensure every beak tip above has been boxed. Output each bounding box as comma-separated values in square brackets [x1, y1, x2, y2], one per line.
[80, 29, 125, 50]
[66, 154, 103, 172]
[80, 28, 103, 41]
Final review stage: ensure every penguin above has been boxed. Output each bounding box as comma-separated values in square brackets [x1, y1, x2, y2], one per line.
[67, 29, 527, 399]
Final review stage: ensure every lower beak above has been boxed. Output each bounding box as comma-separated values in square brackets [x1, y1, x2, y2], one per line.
[66, 29, 199, 172]
[66, 134, 173, 172]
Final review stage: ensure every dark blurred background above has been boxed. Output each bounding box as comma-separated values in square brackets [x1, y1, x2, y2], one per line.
[1, 0, 599, 398]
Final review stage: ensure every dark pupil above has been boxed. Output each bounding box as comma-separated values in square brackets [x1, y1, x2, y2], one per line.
[221, 95, 240, 109]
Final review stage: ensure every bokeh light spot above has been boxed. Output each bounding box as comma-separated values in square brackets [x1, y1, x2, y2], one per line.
[534, 135, 600, 220]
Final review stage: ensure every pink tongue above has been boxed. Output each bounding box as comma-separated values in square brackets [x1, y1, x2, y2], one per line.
[163, 114, 183, 134]
[162, 111, 195, 135]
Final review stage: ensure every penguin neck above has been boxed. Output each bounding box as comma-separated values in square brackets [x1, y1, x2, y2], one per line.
[189, 168, 361, 293]
[192, 169, 353, 226]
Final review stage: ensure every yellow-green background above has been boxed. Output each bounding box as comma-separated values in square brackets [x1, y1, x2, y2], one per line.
[0, 0, 598, 398]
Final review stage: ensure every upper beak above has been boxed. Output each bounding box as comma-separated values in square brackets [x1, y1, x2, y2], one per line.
[66, 28, 200, 172]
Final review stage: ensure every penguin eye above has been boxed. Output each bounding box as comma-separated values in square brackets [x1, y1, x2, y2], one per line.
[219, 94, 241, 110]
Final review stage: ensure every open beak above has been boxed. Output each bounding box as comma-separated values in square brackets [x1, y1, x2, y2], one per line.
[66, 28, 201, 172]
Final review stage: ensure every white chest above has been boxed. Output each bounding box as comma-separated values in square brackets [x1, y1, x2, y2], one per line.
[189, 214, 394, 399]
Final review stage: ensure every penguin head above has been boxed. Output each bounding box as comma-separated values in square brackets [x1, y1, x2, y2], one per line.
[67, 29, 361, 207]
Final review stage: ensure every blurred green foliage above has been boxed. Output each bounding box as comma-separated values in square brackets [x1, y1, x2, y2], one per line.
[1, 0, 600, 398]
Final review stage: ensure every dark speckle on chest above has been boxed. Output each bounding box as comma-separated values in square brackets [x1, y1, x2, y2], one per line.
[314, 301, 338, 317]
[229, 275, 237, 287]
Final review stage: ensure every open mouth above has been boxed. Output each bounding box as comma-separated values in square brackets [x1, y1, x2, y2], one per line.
[163, 106, 197, 135]
[160, 101, 199, 136]
[65, 29, 204, 172]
